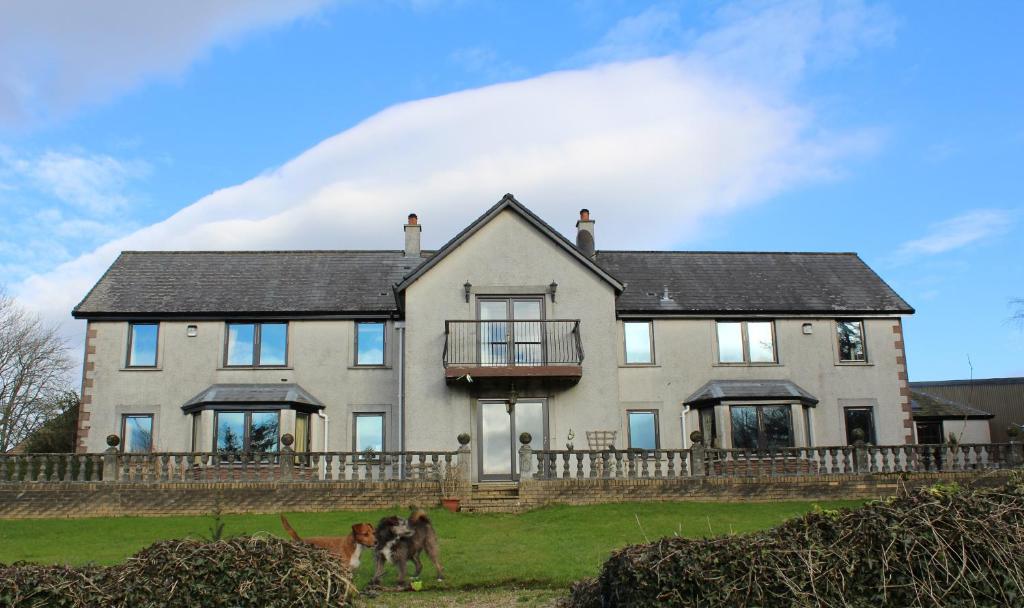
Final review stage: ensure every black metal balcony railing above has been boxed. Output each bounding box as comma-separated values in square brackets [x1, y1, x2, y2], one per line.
[443, 320, 584, 367]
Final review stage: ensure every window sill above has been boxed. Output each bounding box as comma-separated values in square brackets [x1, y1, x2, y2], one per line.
[120, 366, 162, 372]
[619, 364, 661, 369]
[217, 366, 294, 371]
[348, 365, 393, 370]
[712, 362, 783, 367]
[835, 361, 873, 367]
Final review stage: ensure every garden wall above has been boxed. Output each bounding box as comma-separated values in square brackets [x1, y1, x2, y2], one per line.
[517, 471, 1012, 509]
[0, 471, 1011, 519]
[0, 480, 441, 519]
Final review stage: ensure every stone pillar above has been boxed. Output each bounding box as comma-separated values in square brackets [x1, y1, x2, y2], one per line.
[102, 434, 120, 482]
[518, 444, 534, 481]
[691, 442, 705, 477]
[280, 433, 295, 480]
[854, 440, 868, 473]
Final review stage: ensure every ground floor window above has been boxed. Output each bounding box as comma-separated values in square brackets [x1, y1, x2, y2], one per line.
[843, 407, 876, 444]
[121, 414, 153, 453]
[627, 410, 659, 450]
[729, 405, 793, 450]
[353, 412, 385, 457]
[295, 412, 311, 452]
[214, 411, 280, 454]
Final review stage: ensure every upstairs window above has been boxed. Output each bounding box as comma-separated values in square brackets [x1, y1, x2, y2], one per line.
[627, 410, 659, 450]
[716, 321, 776, 364]
[837, 320, 867, 362]
[355, 321, 386, 366]
[623, 321, 654, 364]
[127, 322, 158, 367]
[121, 414, 153, 452]
[225, 322, 288, 367]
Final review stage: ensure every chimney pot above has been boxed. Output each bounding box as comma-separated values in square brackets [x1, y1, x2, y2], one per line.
[575, 209, 595, 259]
[404, 213, 421, 257]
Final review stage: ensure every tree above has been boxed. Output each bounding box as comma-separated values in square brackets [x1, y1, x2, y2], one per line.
[20, 391, 80, 453]
[0, 290, 74, 452]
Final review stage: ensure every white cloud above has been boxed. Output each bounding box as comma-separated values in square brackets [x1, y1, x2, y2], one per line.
[575, 4, 685, 64]
[8, 0, 891, 357]
[15, 56, 872, 324]
[1, 150, 150, 214]
[896, 210, 1015, 258]
[0, 0, 331, 125]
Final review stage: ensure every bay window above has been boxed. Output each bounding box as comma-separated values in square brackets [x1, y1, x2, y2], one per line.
[729, 405, 793, 450]
[214, 410, 280, 454]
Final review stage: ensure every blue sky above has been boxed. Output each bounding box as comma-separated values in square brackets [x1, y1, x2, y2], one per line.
[0, 0, 1021, 381]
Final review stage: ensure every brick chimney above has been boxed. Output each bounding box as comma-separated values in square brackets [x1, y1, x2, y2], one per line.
[576, 209, 595, 258]
[404, 213, 421, 258]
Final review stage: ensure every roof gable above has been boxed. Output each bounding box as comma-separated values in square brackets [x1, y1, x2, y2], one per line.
[394, 194, 624, 294]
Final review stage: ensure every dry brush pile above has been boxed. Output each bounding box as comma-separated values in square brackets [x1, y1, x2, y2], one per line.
[567, 477, 1024, 608]
[0, 536, 355, 608]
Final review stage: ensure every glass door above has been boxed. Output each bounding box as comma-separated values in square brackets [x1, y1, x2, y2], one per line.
[478, 399, 547, 481]
[477, 297, 545, 366]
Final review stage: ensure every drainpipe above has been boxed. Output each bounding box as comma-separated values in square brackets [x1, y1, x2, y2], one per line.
[396, 320, 406, 478]
[680, 405, 690, 449]
[316, 411, 329, 478]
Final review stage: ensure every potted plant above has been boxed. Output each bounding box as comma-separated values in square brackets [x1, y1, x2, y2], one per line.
[439, 462, 462, 513]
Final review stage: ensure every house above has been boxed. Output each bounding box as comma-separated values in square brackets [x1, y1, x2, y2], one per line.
[909, 389, 993, 444]
[910, 377, 1024, 442]
[72, 194, 915, 482]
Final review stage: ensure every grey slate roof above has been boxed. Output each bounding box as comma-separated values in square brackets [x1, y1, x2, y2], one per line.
[182, 383, 324, 413]
[684, 379, 819, 407]
[73, 200, 912, 318]
[596, 251, 913, 315]
[910, 389, 994, 420]
[73, 250, 431, 317]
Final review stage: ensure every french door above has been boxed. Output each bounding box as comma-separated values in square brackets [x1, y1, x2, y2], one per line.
[478, 400, 547, 481]
[478, 297, 544, 366]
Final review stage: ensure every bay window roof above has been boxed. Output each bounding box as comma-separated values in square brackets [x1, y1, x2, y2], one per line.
[684, 379, 819, 408]
[181, 383, 324, 413]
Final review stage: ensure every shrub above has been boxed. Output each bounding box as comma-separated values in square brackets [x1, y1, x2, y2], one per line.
[0, 536, 354, 608]
[566, 479, 1024, 608]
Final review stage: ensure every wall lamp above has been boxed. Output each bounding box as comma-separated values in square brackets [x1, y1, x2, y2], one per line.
[464, 281, 472, 303]
[549, 280, 558, 302]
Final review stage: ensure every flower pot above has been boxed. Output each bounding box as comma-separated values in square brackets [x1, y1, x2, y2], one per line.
[441, 498, 460, 513]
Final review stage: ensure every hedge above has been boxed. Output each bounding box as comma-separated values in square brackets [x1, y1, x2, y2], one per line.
[567, 478, 1024, 607]
[0, 536, 354, 608]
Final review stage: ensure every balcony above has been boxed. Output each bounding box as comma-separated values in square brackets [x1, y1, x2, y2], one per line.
[443, 320, 584, 384]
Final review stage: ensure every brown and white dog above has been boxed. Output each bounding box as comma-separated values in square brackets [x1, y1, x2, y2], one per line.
[369, 509, 444, 589]
[280, 514, 377, 570]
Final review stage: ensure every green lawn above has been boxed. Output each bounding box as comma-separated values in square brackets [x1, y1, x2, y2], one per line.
[0, 500, 860, 593]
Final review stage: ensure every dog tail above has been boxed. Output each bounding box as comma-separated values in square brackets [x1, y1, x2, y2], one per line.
[279, 514, 302, 541]
[409, 509, 431, 525]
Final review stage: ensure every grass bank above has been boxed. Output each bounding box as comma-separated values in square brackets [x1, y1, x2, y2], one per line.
[0, 500, 861, 591]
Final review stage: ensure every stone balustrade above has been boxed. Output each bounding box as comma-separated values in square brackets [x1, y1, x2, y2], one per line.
[526, 442, 1024, 480]
[0, 448, 463, 485]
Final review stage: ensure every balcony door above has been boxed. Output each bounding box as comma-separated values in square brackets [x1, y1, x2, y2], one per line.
[479, 399, 547, 481]
[478, 297, 544, 366]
